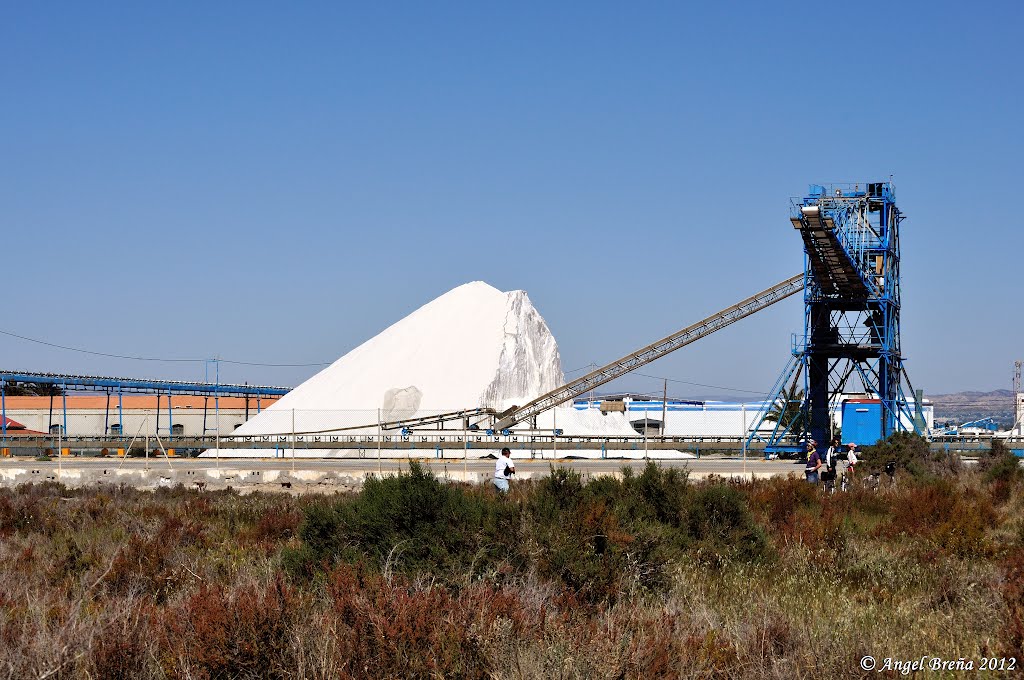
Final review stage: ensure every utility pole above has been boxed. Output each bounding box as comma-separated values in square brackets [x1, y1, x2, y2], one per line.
[1014, 361, 1023, 436]
[742, 403, 747, 475]
[553, 407, 558, 460]
[661, 379, 668, 437]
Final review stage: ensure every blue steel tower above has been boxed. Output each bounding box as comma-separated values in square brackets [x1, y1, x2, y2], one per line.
[753, 182, 923, 450]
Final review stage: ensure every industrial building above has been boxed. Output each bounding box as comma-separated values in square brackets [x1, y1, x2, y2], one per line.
[574, 393, 934, 440]
[0, 395, 278, 440]
[0, 392, 933, 443]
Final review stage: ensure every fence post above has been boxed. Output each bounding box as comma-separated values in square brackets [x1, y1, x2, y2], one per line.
[742, 403, 747, 475]
[553, 407, 557, 460]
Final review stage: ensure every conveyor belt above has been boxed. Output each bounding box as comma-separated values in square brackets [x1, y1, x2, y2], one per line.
[491, 274, 805, 430]
[792, 206, 869, 299]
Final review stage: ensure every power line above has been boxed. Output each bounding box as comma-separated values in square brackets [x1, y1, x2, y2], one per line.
[221, 358, 330, 368]
[0, 327, 769, 393]
[0, 328, 330, 368]
[631, 371, 769, 396]
[564, 360, 769, 396]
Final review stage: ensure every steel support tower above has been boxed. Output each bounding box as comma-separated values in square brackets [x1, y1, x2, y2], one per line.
[751, 182, 923, 451]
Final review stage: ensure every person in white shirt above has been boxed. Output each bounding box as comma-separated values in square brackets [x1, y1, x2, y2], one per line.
[846, 443, 859, 476]
[824, 437, 841, 492]
[493, 447, 515, 493]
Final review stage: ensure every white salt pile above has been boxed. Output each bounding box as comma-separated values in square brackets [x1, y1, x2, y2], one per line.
[280, 281, 563, 412]
[207, 280, 689, 459]
[217, 282, 564, 451]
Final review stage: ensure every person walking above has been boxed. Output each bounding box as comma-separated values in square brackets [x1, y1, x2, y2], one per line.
[804, 439, 822, 484]
[493, 447, 515, 493]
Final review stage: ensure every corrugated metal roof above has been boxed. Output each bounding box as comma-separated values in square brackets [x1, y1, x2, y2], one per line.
[1, 415, 27, 429]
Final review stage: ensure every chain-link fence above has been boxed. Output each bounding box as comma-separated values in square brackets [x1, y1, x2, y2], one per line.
[0, 404, 772, 459]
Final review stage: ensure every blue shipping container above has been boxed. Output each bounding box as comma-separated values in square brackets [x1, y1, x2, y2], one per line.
[841, 400, 883, 446]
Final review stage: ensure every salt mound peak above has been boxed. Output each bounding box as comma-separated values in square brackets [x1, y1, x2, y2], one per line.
[233, 281, 565, 436]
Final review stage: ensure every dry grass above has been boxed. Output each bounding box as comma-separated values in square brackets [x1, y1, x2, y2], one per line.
[0, 453, 1021, 678]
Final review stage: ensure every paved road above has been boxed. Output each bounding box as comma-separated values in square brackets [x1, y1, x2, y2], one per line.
[0, 455, 803, 478]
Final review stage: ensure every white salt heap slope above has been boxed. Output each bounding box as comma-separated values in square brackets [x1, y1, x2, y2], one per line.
[229, 281, 564, 444]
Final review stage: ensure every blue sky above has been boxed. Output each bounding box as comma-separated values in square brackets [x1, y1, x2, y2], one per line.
[2, 2, 1021, 398]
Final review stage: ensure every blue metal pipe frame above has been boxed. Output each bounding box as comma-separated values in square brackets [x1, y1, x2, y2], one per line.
[0, 371, 289, 398]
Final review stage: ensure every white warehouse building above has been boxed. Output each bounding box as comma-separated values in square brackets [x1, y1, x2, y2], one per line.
[574, 394, 934, 440]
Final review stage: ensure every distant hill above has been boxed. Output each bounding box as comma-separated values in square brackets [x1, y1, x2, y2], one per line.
[592, 387, 1020, 429]
[927, 389, 1016, 428]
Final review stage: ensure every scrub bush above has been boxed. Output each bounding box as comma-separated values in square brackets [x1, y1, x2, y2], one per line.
[159, 577, 299, 679]
[0, 471, 1021, 678]
[617, 462, 689, 526]
[747, 475, 820, 527]
[1000, 547, 1024, 657]
[860, 431, 960, 479]
[526, 464, 768, 601]
[685, 484, 771, 565]
[528, 465, 585, 520]
[877, 478, 997, 558]
[323, 565, 500, 678]
[287, 462, 516, 578]
[980, 439, 1024, 503]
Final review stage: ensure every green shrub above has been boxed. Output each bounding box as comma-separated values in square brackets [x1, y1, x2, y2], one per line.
[980, 439, 1023, 489]
[860, 431, 959, 479]
[531, 499, 634, 603]
[686, 484, 771, 564]
[528, 466, 585, 521]
[526, 465, 767, 600]
[297, 500, 343, 557]
[290, 462, 516, 578]
[615, 462, 689, 526]
[282, 500, 341, 578]
[287, 462, 767, 602]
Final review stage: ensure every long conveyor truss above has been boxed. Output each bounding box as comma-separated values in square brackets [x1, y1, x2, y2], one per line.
[491, 274, 805, 430]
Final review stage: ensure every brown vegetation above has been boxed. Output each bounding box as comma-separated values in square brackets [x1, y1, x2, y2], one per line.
[1, 439, 1022, 678]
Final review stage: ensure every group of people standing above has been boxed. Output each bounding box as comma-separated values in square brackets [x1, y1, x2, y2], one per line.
[495, 440, 861, 494]
[804, 437, 859, 491]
